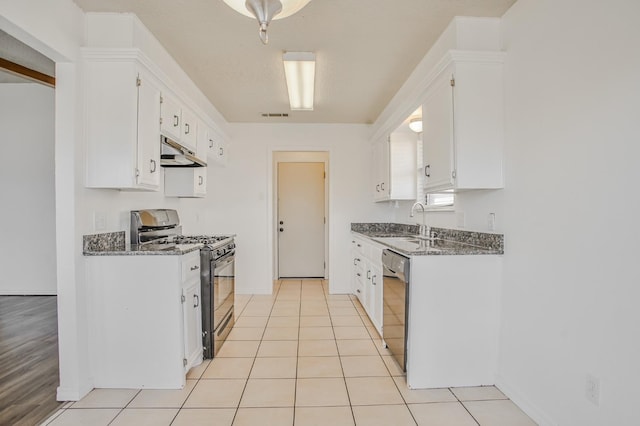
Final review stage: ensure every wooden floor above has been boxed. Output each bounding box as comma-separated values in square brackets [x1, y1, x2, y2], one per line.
[0, 296, 64, 426]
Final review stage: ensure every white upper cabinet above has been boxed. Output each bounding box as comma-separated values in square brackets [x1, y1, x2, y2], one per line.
[207, 129, 228, 167]
[160, 94, 198, 155]
[373, 132, 417, 202]
[164, 167, 207, 198]
[180, 107, 198, 154]
[84, 56, 161, 191]
[159, 93, 182, 143]
[422, 53, 505, 192]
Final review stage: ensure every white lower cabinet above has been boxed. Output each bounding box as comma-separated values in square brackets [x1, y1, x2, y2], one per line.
[406, 255, 501, 389]
[164, 167, 207, 198]
[86, 250, 203, 389]
[351, 234, 383, 334]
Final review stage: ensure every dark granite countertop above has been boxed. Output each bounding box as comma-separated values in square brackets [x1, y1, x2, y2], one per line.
[83, 243, 203, 256]
[351, 223, 504, 256]
[82, 231, 203, 256]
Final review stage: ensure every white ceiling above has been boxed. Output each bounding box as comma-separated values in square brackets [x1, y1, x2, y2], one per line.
[73, 0, 516, 124]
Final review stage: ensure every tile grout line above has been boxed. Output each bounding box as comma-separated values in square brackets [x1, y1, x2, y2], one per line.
[231, 281, 283, 423]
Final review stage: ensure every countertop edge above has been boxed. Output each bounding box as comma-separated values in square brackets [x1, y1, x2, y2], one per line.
[83, 244, 204, 256]
[351, 230, 504, 256]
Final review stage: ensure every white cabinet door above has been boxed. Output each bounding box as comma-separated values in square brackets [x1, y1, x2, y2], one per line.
[164, 167, 207, 198]
[422, 71, 455, 191]
[136, 72, 161, 188]
[422, 55, 504, 193]
[181, 107, 198, 154]
[160, 93, 182, 142]
[195, 121, 209, 163]
[182, 276, 202, 372]
[351, 235, 383, 335]
[373, 134, 416, 202]
[368, 252, 383, 333]
[84, 59, 160, 191]
[205, 129, 227, 166]
[372, 140, 387, 201]
[213, 138, 228, 166]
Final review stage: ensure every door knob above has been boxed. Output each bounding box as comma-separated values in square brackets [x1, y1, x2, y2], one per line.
[279, 228, 284, 232]
[279, 221, 284, 225]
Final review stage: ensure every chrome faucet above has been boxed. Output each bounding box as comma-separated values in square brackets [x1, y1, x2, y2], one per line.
[410, 202, 428, 236]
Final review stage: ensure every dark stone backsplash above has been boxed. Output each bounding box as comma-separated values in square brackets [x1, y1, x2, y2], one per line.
[351, 222, 504, 253]
[350, 222, 420, 236]
[83, 231, 126, 253]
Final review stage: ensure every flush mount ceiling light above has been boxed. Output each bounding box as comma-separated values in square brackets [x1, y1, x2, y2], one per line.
[409, 117, 423, 133]
[222, 0, 312, 44]
[283, 51, 315, 111]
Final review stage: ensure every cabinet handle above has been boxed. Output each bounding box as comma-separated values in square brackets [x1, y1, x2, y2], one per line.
[376, 184, 380, 192]
[381, 182, 385, 191]
[209, 139, 214, 148]
[185, 123, 190, 134]
[356, 289, 361, 293]
[357, 243, 361, 248]
[356, 272, 361, 277]
[219, 147, 224, 156]
[190, 265, 199, 271]
[425, 165, 431, 178]
[366, 270, 371, 279]
[150, 159, 156, 173]
[193, 294, 199, 308]
[198, 176, 203, 186]
[173, 115, 179, 127]
[372, 275, 377, 285]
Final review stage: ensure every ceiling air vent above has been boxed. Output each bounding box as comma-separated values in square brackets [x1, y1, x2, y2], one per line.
[261, 113, 289, 118]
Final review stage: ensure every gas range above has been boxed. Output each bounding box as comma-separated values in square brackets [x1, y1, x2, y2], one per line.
[173, 235, 235, 260]
[130, 209, 236, 359]
[173, 234, 234, 248]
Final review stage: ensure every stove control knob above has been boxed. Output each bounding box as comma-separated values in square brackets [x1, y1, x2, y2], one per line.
[230, 243, 236, 249]
[216, 249, 223, 256]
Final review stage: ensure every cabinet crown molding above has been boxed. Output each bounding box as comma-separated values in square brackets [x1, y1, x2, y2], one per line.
[371, 49, 506, 144]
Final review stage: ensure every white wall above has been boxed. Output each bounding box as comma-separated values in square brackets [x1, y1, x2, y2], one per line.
[495, 1, 640, 425]
[1, 0, 89, 402]
[390, 2, 640, 424]
[0, 84, 56, 294]
[203, 124, 392, 295]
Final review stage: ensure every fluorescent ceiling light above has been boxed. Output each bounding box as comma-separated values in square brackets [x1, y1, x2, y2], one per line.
[283, 51, 315, 111]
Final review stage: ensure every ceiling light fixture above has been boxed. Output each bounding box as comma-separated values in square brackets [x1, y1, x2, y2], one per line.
[283, 51, 315, 111]
[222, 0, 312, 44]
[409, 117, 423, 133]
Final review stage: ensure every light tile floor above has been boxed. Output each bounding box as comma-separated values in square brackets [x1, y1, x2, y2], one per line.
[42, 279, 537, 425]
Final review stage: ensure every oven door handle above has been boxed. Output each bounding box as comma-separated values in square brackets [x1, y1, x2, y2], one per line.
[214, 251, 235, 268]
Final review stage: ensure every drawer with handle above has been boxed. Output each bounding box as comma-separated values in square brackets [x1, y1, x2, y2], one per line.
[181, 251, 201, 282]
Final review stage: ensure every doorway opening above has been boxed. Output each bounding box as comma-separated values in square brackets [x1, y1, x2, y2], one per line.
[273, 152, 329, 280]
[0, 29, 62, 424]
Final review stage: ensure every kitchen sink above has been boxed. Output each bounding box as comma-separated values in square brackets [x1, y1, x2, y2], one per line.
[373, 236, 442, 252]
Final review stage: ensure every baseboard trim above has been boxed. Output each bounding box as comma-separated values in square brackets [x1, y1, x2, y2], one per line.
[56, 380, 93, 402]
[495, 374, 557, 426]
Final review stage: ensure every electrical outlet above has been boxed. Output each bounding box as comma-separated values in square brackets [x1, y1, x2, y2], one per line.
[488, 213, 496, 231]
[585, 374, 600, 405]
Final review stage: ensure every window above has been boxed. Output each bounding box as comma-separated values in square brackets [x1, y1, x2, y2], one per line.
[416, 135, 455, 208]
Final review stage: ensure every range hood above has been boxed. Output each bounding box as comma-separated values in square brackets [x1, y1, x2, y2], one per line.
[160, 137, 206, 167]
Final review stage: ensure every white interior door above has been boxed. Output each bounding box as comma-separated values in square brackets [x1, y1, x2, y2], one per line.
[278, 162, 325, 278]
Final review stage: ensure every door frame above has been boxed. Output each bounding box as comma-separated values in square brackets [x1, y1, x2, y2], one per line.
[270, 151, 329, 281]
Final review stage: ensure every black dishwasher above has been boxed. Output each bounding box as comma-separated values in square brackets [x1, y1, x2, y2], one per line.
[382, 249, 410, 372]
